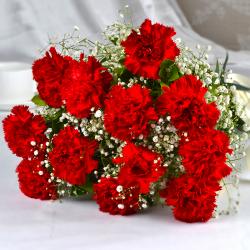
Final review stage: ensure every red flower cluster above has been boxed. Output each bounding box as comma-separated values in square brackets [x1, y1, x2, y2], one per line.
[104, 84, 158, 141]
[61, 55, 112, 118]
[93, 177, 140, 215]
[159, 75, 232, 222]
[3, 106, 57, 200]
[179, 129, 232, 180]
[49, 126, 99, 185]
[160, 175, 221, 222]
[94, 143, 165, 214]
[157, 75, 220, 132]
[32, 47, 71, 108]
[16, 159, 57, 200]
[33, 49, 112, 118]
[114, 143, 165, 193]
[3, 19, 235, 223]
[3, 106, 47, 159]
[121, 19, 180, 79]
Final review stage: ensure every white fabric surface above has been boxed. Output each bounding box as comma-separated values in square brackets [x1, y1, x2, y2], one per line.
[1, 113, 250, 250]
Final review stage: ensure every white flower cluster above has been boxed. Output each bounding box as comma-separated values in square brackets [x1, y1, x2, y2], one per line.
[117, 77, 144, 88]
[175, 41, 213, 82]
[138, 116, 183, 175]
[91, 22, 132, 72]
[59, 109, 104, 140]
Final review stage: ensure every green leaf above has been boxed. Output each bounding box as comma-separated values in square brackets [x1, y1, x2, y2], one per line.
[83, 182, 93, 194]
[159, 59, 180, 85]
[168, 66, 180, 82]
[160, 82, 168, 88]
[45, 109, 64, 135]
[116, 67, 133, 82]
[70, 186, 86, 196]
[222, 52, 229, 73]
[69, 175, 94, 197]
[215, 60, 220, 74]
[235, 116, 246, 131]
[31, 94, 47, 106]
[114, 66, 125, 77]
[109, 36, 118, 45]
[148, 80, 163, 99]
[83, 174, 94, 193]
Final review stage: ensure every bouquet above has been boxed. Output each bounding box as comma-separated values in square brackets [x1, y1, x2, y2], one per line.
[3, 16, 249, 223]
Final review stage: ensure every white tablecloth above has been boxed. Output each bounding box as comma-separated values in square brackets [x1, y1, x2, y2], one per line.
[1, 113, 250, 250]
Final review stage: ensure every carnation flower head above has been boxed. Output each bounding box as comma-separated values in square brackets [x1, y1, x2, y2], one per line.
[93, 177, 140, 215]
[104, 84, 158, 141]
[32, 47, 72, 107]
[61, 55, 112, 118]
[121, 19, 180, 79]
[160, 174, 221, 222]
[16, 159, 58, 200]
[49, 126, 98, 185]
[113, 143, 165, 193]
[179, 128, 232, 180]
[157, 75, 220, 132]
[3, 105, 47, 159]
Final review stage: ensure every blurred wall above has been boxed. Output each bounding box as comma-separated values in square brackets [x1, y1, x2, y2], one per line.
[178, 0, 250, 51]
[0, 0, 144, 62]
[1, 0, 249, 65]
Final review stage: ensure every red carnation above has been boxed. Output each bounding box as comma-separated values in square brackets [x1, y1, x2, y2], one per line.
[104, 84, 158, 141]
[157, 75, 220, 132]
[121, 19, 179, 79]
[32, 47, 72, 108]
[114, 143, 165, 193]
[179, 128, 232, 180]
[49, 126, 98, 185]
[61, 55, 112, 118]
[3, 106, 47, 159]
[16, 159, 57, 200]
[93, 177, 140, 215]
[160, 175, 221, 222]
